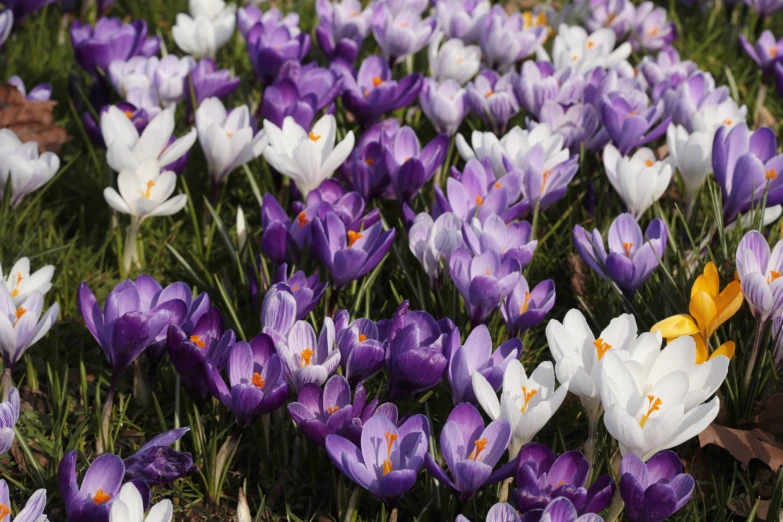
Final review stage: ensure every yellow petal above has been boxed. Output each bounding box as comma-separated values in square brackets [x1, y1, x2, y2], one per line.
[691, 262, 720, 298]
[689, 291, 718, 338]
[711, 341, 735, 361]
[651, 314, 700, 338]
[709, 281, 744, 335]
[694, 334, 708, 364]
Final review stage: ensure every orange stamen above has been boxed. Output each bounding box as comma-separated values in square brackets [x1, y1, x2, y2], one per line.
[383, 432, 398, 475]
[347, 230, 363, 247]
[468, 438, 489, 461]
[586, 40, 595, 48]
[291, 285, 300, 291]
[519, 386, 538, 413]
[10, 272, 22, 298]
[493, 182, 501, 189]
[623, 242, 633, 257]
[141, 180, 155, 199]
[350, 11, 359, 16]
[723, 118, 733, 125]
[644, 159, 653, 167]
[767, 169, 778, 180]
[124, 110, 134, 119]
[475, 195, 484, 206]
[299, 348, 314, 367]
[359, 334, 368, 342]
[327, 405, 340, 414]
[648, 26, 659, 36]
[519, 292, 531, 315]
[540, 169, 553, 192]
[372, 77, 383, 87]
[768, 270, 782, 284]
[365, 158, 375, 166]
[639, 395, 662, 427]
[297, 211, 309, 228]
[13, 307, 25, 327]
[593, 338, 612, 360]
[189, 335, 206, 348]
[309, 132, 321, 141]
[252, 372, 266, 389]
[93, 489, 111, 505]
[485, 90, 494, 98]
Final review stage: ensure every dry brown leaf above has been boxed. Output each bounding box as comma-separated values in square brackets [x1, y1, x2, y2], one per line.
[728, 496, 782, 521]
[0, 84, 69, 153]
[744, 393, 783, 441]
[568, 253, 587, 298]
[699, 422, 783, 471]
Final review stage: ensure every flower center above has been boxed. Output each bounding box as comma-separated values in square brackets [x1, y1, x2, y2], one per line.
[13, 307, 26, 327]
[493, 182, 501, 189]
[607, 12, 616, 23]
[572, 55, 579, 62]
[299, 348, 314, 367]
[475, 195, 484, 206]
[365, 158, 374, 166]
[767, 169, 778, 180]
[519, 291, 531, 315]
[359, 334, 367, 342]
[291, 284, 300, 291]
[124, 110, 134, 119]
[189, 335, 206, 348]
[769, 270, 782, 284]
[468, 437, 489, 461]
[770, 47, 778, 58]
[639, 395, 662, 427]
[540, 169, 553, 192]
[586, 40, 595, 48]
[372, 77, 383, 87]
[457, 57, 464, 63]
[327, 405, 339, 414]
[0, 504, 10, 519]
[93, 489, 111, 505]
[252, 372, 266, 389]
[142, 180, 155, 199]
[644, 159, 653, 167]
[593, 337, 612, 360]
[347, 230, 363, 247]
[485, 90, 494, 98]
[383, 432, 398, 475]
[309, 132, 321, 142]
[648, 26, 659, 36]
[399, 22, 409, 27]
[723, 118, 733, 125]
[10, 272, 23, 298]
[519, 386, 539, 414]
[623, 242, 633, 257]
[350, 11, 359, 16]
[297, 211, 309, 228]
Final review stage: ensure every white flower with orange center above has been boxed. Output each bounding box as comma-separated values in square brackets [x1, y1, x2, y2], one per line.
[548, 24, 632, 73]
[0, 257, 54, 306]
[103, 159, 187, 222]
[0, 286, 59, 371]
[603, 143, 672, 221]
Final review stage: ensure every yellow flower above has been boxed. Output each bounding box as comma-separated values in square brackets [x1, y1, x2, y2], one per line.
[651, 262, 743, 363]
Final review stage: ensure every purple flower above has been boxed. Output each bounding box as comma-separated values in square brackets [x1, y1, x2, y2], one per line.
[467, 70, 519, 133]
[0, 387, 19, 455]
[8, 75, 52, 101]
[420, 78, 468, 136]
[735, 230, 783, 322]
[77, 278, 183, 377]
[245, 20, 310, 84]
[337, 317, 385, 384]
[315, 0, 373, 64]
[425, 403, 513, 501]
[629, 2, 675, 52]
[450, 247, 521, 325]
[59, 450, 126, 521]
[446, 326, 520, 405]
[480, 6, 546, 71]
[601, 93, 671, 155]
[277, 317, 340, 392]
[0, 10, 11, 48]
[238, 6, 301, 40]
[584, 0, 635, 39]
[742, 0, 783, 18]
[273, 264, 327, 320]
[262, 61, 342, 129]
[260, 193, 314, 264]
[325, 412, 430, 505]
[70, 17, 159, 76]
[371, 3, 436, 65]
[260, 283, 298, 341]
[207, 334, 289, 426]
[288, 374, 378, 445]
[0, 478, 47, 522]
[458, 499, 604, 522]
[742, 31, 783, 79]
[573, 213, 668, 298]
[123, 428, 198, 486]
[517, 144, 579, 210]
[312, 212, 396, 289]
[334, 56, 423, 126]
[189, 58, 240, 108]
[538, 101, 600, 153]
[385, 302, 450, 399]
[515, 61, 581, 119]
[620, 451, 694, 522]
[511, 443, 616, 516]
[341, 118, 399, 199]
[383, 126, 448, 201]
[1, 0, 51, 24]
[463, 214, 538, 268]
[434, 0, 491, 43]
[639, 48, 697, 100]
[713, 123, 783, 223]
[502, 277, 556, 336]
[168, 307, 236, 403]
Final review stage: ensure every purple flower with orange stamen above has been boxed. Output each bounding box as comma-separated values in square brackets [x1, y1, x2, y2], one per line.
[383, 126, 449, 202]
[502, 276, 556, 336]
[449, 247, 521, 325]
[277, 317, 340, 393]
[337, 317, 385, 384]
[467, 70, 519, 133]
[59, 450, 127, 521]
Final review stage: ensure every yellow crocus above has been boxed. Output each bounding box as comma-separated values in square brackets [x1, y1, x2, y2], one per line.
[651, 262, 743, 363]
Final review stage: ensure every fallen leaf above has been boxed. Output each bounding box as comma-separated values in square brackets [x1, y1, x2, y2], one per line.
[744, 393, 783, 440]
[0, 84, 69, 153]
[728, 496, 781, 521]
[699, 423, 783, 471]
[568, 253, 587, 298]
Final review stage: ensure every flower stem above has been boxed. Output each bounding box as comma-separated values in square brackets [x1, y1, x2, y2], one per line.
[210, 426, 243, 507]
[604, 487, 625, 522]
[743, 319, 766, 395]
[389, 507, 398, 522]
[584, 410, 601, 467]
[498, 476, 513, 503]
[343, 485, 361, 522]
[96, 374, 119, 455]
[1, 367, 12, 402]
[122, 217, 141, 276]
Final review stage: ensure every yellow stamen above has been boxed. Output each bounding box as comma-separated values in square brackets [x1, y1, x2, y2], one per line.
[767, 169, 778, 180]
[93, 489, 111, 505]
[141, 180, 155, 199]
[124, 110, 134, 119]
[639, 395, 662, 427]
[493, 182, 501, 189]
[299, 348, 314, 367]
[572, 55, 579, 62]
[723, 118, 733, 125]
[540, 169, 553, 192]
[383, 432, 398, 475]
[372, 77, 383, 87]
[252, 372, 266, 389]
[475, 195, 484, 206]
[359, 334, 368, 342]
[586, 40, 595, 48]
[520, 292, 531, 315]
[226, 131, 233, 138]
[519, 386, 538, 413]
[485, 90, 494, 98]
[593, 338, 612, 360]
[327, 405, 340, 414]
[10, 272, 23, 298]
[644, 159, 653, 167]
[485, 270, 491, 275]
[309, 132, 321, 141]
[623, 242, 633, 257]
[189, 335, 206, 348]
[13, 307, 25, 327]
[768, 270, 782, 284]
[297, 211, 309, 228]
[347, 230, 363, 247]
[468, 438, 489, 461]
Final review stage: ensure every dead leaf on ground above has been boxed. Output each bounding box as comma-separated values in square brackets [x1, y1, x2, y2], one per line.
[743, 393, 783, 441]
[728, 495, 781, 521]
[568, 253, 587, 298]
[699, 423, 783, 471]
[0, 84, 69, 153]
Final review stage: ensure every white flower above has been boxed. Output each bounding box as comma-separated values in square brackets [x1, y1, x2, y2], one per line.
[0, 258, 54, 306]
[455, 130, 501, 173]
[428, 33, 481, 85]
[109, 56, 196, 108]
[546, 310, 637, 422]
[155, 55, 198, 106]
[548, 24, 632, 73]
[110, 483, 173, 522]
[109, 57, 157, 100]
[473, 359, 569, 457]
[409, 211, 465, 280]
[689, 98, 747, 136]
[172, 0, 237, 59]
[236, 205, 247, 254]
[101, 107, 197, 173]
[0, 129, 60, 208]
[103, 159, 188, 221]
[666, 124, 712, 208]
[603, 143, 672, 220]
[195, 98, 268, 184]
[0, 286, 59, 369]
[726, 205, 783, 232]
[599, 334, 725, 461]
[263, 115, 355, 198]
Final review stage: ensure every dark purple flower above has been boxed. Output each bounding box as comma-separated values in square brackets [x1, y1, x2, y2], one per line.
[260, 282, 298, 341]
[59, 450, 126, 521]
[273, 264, 327, 320]
[83, 102, 152, 148]
[333, 56, 423, 126]
[639, 48, 697, 101]
[237, 6, 301, 40]
[0, 0, 51, 24]
[341, 118, 399, 199]
[463, 214, 537, 268]
[207, 333, 289, 426]
[601, 93, 671, 155]
[620, 451, 694, 522]
[70, 17, 159, 76]
[467, 70, 519, 133]
[337, 317, 385, 384]
[446, 325, 520, 405]
[511, 443, 616, 516]
[573, 213, 668, 298]
[288, 374, 378, 445]
[383, 126, 448, 201]
[245, 19, 310, 84]
[262, 61, 342, 129]
[189, 58, 240, 108]
[502, 277, 555, 336]
[0, 387, 19, 455]
[450, 247, 521, 325]
[8, 75, 52, 101]
[123, 428, 198, 486]
[425, 403, 513, 501]
[316, 0, 373, 64]
[460, 498, 604, 522]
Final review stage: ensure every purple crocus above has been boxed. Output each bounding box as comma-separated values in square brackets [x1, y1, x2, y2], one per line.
[584, 0, 635, 39]
[334, 56, 423, 126]
[337, 317, 385, 384]
[480, 6, 546, 72]
[740, 31, 783, 78]
[735, 230, 783, 322]
[538, 101, 601, 153]
[601, 93, 671, 155]
[315, 0, 373, 64]
[0, 479, 47, 522]
[450, 247, 521, 325]
[383, 126, 448, 201]
[8, 76, 52, 101]
[59, 450, 126, 521]
[573, 213, 668, 298]
[371, 3, 436, 65]
[639, 48, 697, 101]
[288, 374, 378, 445]
[83, 103, 152, 148]
[325, 412, 430, 506]
[70, 18, 159, 76]
[517, 147, 579, 211]
[502, 277, 556, 336]
[0, 387, 19, 455]
[434, 0, 491, 43]
[262, 61, 342, 129]
[207, 334, 290, 426]
[245, 20, 311, 84]
[277, 317, 340, 392]
[742, 0, 783, 18]
[260, 193, 315, 265]
[620, 451, 695, 522]
[511, 443, 616, 516]
[123, 428, 198, 486]
[238, 6, 301, 40]
[629, 2, 675, 52]
[312, 212, 396, 289]
[712, 123, 783, 224]
[0, 0, 50, 24]
[467, 70, 520, 133]
[425, 403, 513, 501]
[341, 118, 399, 199]
[463, 214, 538, 268]
[420, 78, 468, 136]
[189, 58, 240, 108]
[260, 283, 297, 342]
[384, 301, 450, 399]
[273, 264, 327, 320]
[515, 61, 560, 118]
[446, 325, 520, 405]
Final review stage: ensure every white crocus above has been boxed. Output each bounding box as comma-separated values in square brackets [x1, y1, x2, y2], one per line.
[110, 483, 173, 522]
[603, 143, 672, 221]
[0, 129, 60, 208]
[455, 130, 500, 171]
[0, 258, 55, 306]
[666, 124, 712, 211]
[101, 106, 197, 173]
[409, 211, 465, 280]
[172, 0, 237, 59]
[109, 56, 196, 109]
[195, 98, 268, 184]
[473, 359, 569, 457]
[0, 286, 59, 370]
[689, 98, 747, 136]
[428, 33, 481, 85]
[263, 115, 355, 198]
[548, 24, 632, 73]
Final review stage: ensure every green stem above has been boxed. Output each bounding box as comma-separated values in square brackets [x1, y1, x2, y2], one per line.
[1, 367, 12, 402]
[122, 217, 141, 276]
[743, 319, 766, 395]
[96, 374, 118, 455]
[343, 485, 362, 522]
